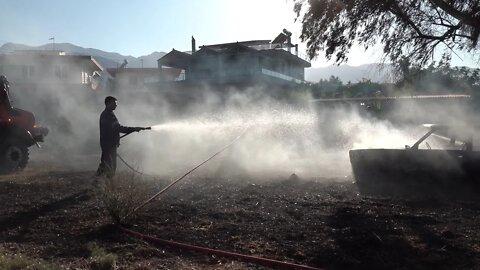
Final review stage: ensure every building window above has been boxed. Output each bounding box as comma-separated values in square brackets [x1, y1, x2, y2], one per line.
[81, 71, 90, 84]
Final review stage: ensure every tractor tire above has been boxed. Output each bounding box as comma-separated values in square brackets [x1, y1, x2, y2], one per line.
[0, 139, 29, 174]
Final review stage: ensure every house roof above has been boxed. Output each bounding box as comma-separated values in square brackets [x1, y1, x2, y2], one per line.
[195, 42, 262, 56]
[200, 40, 271, 50]
[157, 49, 192, 69]
[261, 49, 311, 67]
[12, 50, 66, 56]
[0, 53, 104, 71]
[199, 42, 311, 67]
[89, 56, 104, 71]
[157, 40, 311, 68]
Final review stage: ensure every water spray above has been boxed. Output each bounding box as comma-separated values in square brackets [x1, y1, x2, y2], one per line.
[150, 124, 164, 131]
[122, 126, 251, 221]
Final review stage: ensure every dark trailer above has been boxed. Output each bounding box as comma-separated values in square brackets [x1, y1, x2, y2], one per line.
[350, 124, 480, 199]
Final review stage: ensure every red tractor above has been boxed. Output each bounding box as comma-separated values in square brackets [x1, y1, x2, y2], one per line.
[0, 75, 48, 173]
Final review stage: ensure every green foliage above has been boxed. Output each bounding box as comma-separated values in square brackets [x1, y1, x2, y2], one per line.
[395, 55, 480, 93]
[88, 243, 117, 270]
[310, 76, 385, 98]
[311, 75, 343, 97]
[295, 0, 480, 66]
[339, 79, 383, 98]
[307, 58, 480, 97]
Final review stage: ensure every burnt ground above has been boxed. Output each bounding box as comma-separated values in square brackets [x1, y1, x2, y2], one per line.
[0, 168, 480, 269]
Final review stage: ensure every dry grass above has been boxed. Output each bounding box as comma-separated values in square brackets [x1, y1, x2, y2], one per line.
[0, 253, 62, 270]
[95, 172, 150, 223]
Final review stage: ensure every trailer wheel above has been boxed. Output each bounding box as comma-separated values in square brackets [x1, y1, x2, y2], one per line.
[0, 139, 29, 174]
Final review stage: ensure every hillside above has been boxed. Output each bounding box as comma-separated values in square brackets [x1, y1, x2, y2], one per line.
[0, 42, 165, 69]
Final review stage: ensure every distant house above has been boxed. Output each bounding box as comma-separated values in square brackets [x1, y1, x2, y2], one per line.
[0, 50, 107, 130]
[0, 50, 104, 90]
[107, 67, 182, 90]
[158, 30, 311, 86]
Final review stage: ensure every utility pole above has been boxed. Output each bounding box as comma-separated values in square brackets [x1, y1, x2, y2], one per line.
[49, 37, 55, 50]
[140, 59, 144, 69]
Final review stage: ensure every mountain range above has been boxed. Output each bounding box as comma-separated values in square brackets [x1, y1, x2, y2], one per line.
[0, 42, 394, 83]
[0, 42, 166, 69]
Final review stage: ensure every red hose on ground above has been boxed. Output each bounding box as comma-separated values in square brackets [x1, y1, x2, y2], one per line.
[118, 226, 323, 270]
[118, 127, 322, 269]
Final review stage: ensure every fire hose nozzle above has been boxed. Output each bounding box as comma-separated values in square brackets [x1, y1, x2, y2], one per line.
[135, 127, 151, 131]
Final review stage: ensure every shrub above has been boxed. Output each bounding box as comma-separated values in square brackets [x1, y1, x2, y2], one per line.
[95, 172, 149, 223]
[89, 243, 117, 270]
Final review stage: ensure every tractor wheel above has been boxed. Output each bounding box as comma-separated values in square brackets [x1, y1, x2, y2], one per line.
[0, 139, 29, 174]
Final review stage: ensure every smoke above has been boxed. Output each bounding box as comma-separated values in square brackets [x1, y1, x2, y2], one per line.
[113, 87, 423, 180]
[7, 69, 478, 181]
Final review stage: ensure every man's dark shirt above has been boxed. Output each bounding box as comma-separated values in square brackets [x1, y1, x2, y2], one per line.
[99, 109, 133, 148]
[0, 82, 12, 112]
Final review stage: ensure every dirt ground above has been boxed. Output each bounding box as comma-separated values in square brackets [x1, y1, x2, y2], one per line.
[1, 166, 480, 270]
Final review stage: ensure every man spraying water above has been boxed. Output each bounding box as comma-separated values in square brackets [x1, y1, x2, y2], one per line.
[96, 96, 150, 178]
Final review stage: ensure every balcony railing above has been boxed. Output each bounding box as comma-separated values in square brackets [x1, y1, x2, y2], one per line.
[261, 68, 303, 84]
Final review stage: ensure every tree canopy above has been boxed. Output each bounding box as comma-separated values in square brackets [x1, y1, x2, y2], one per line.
[396, 54, 480, 92]
[294, 0, 480, 66]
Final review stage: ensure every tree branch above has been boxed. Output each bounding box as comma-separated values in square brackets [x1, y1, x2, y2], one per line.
[429, 0, 480, 28]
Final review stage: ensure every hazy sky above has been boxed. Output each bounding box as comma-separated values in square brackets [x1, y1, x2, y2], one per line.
[0, 0, 477, 67]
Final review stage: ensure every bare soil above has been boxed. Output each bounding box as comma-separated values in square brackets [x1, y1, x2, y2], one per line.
[1, 168, 480, 269]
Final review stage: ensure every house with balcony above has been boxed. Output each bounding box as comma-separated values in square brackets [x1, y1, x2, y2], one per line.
[0, 50, 107, 123]
[0, 50, 104, 91]
[107, 67, 182, 91]
[157, 30, 311, 87]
